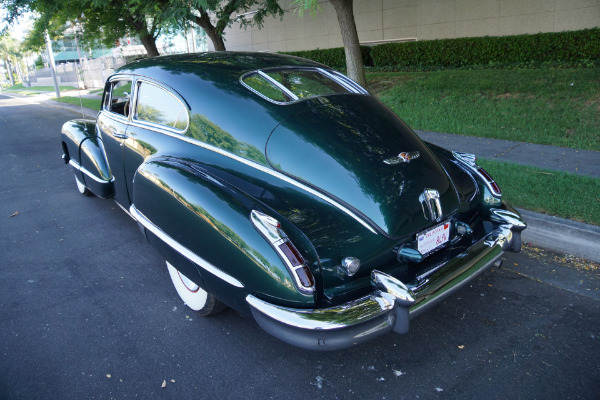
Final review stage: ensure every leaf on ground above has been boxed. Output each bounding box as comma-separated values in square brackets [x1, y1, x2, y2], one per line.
[161, 380, 166, 388]
[9, 211, 18, 217]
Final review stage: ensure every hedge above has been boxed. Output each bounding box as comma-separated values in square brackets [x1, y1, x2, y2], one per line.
[281, 29, 599, 70]
[281, 46, 373, 69]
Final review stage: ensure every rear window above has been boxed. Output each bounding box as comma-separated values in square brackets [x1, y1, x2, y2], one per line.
[241, 68, 366, 104]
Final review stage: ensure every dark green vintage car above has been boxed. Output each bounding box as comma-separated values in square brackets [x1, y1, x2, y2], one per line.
[61, 52, 526, 350]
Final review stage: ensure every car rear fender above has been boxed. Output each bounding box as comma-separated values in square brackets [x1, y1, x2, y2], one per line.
[61, 119, 114, 198]
[130, 157, 318, 313]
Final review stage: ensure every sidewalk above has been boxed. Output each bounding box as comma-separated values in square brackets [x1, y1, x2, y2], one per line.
[416, 130, 600, 178]
[4, 90, 600, 263]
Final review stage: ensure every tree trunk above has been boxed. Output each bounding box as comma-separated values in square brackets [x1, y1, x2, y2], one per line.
[194, 12, 226, 51]
[6, 58, 15, 86]
[139, 35, 160, 57]
[329, 0, 366, 87]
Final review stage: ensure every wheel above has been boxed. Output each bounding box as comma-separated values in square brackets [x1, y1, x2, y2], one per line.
[75, 175, 92, 196]
[166, 262, 226, 316]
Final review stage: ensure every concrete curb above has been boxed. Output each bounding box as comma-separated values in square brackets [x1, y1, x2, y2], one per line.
[36, 97, 600, 264]
[518, 208, 600, 263]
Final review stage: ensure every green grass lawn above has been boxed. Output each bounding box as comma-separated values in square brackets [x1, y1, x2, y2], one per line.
[5, 84, 77, 92]
[478, 159, 600, 226]
[368, 68, 600, 151]
[53, 96, 101, 111]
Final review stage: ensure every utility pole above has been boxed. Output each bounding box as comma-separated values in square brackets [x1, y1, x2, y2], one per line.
[45, 30, 61, 98]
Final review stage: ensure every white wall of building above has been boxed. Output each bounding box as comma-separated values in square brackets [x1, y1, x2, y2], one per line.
[218, 0, 600, 52]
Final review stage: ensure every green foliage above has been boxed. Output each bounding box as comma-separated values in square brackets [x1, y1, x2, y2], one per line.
[370, 29, 600, 69]
[478, 159, 600, 226]
[281, 46, 373, 69]
[289, 0, 321, 17]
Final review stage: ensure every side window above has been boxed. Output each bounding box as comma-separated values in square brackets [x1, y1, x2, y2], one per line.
[105, 80, 132, 117]
[134, 82, 189, 131]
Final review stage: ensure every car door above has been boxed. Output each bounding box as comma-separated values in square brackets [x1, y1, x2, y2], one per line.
[123, 79, 190, 203]
[97, 77, 133, 208]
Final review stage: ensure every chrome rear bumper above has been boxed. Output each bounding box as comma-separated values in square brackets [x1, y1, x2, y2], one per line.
[247, 208, 526, 351]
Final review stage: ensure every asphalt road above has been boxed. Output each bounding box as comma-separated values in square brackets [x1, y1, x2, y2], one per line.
[1, 94, 599, 399]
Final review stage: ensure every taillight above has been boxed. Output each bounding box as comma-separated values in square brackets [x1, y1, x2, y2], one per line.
[278, 241, 305, 266]
[476, 167, 502, 196]
[251, 210, 315, 293]
[453, 151, 502, 198]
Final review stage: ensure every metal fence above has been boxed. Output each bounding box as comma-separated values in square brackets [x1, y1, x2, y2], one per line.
[29, 55, 127, 89]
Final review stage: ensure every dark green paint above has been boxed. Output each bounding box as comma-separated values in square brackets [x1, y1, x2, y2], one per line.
[61, 52, 515, 311]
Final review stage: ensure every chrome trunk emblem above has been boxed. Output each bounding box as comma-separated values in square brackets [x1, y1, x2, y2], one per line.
[384, 151, 420, 165]
[419, 189, 443, 222]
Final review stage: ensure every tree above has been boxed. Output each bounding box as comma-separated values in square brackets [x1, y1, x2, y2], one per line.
[179, 0, 284, 52]
[0, 34, 21, 85]
[293, 0, 366, 86]
[2, 0, 176, 57]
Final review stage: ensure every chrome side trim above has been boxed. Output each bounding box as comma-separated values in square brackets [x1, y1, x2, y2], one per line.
[114, 201, 136, 220]
[120, 125, 377, 234]
[68, 159, 114, 184]
[257, 70, 299, 101]
[130, 204, 244, 288]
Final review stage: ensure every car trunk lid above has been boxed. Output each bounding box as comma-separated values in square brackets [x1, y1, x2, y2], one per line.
[265, 95, 460, 239]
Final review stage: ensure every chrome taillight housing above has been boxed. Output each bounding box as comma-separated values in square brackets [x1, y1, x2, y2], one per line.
[251, 210, 315, 293]
[452, 151, 502, 201]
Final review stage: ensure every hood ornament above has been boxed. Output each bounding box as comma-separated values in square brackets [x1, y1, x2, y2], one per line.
[384, 151, 420, 165]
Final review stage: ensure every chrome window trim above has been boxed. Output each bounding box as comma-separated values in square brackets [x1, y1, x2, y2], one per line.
[239, 77, 291, 105]
[326, 69, 369, 94]
[104, 75, 133, 120]
[316, 68, 368, 95]
[257, 70, 299, 101]
[69, 159, 114, 183]
[240, 67, 369, 105]
[122, 123, 377, 234]
[133, 79, 190, 134]
[130, 204, 245, 288]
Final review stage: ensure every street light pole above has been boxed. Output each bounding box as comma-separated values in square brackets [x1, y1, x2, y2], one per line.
[45, 30, 61, 98]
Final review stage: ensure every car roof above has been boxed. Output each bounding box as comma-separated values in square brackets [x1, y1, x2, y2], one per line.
[116, 51, 327, 80]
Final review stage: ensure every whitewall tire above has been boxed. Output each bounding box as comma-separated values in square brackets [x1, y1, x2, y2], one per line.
[75, 175, 92, 196]
[166, 261, 226, 316]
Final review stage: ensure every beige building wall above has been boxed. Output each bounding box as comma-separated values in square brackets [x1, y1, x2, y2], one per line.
[217, 0, 600, 52]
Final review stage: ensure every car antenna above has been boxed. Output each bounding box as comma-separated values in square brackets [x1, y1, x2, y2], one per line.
[77, 75, 88, 133]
